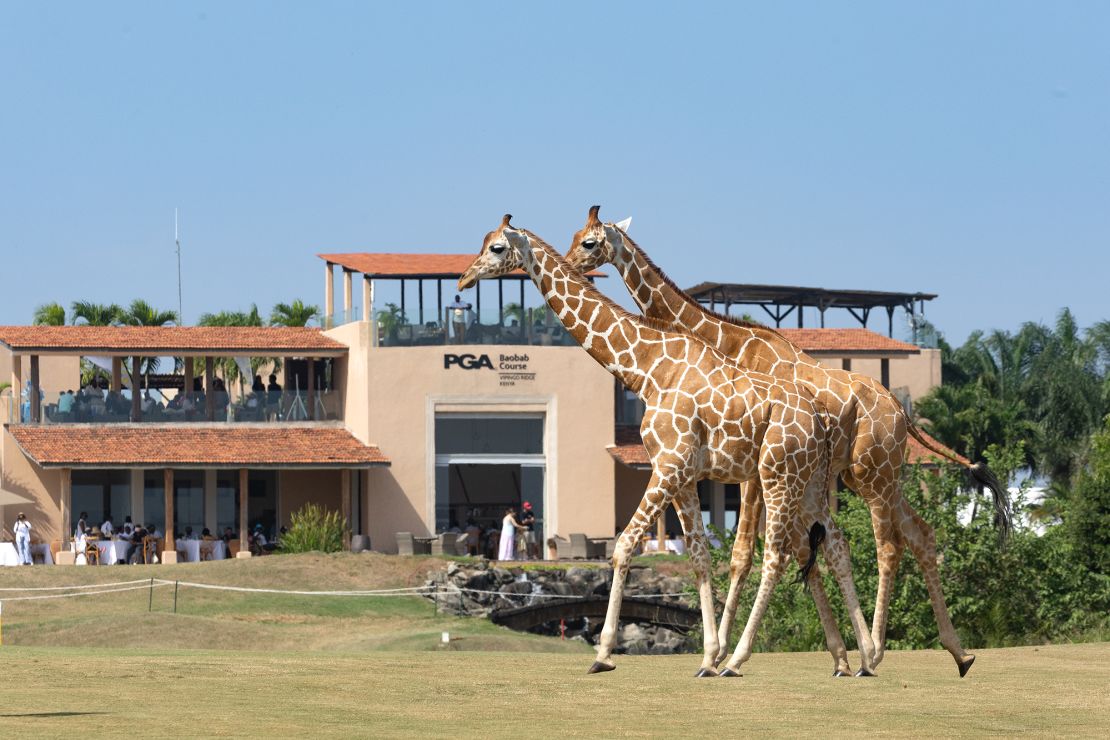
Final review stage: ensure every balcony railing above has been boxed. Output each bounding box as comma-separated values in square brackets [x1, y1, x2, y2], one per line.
[378, 309, 578, 348]
[30, 390, 342, 425]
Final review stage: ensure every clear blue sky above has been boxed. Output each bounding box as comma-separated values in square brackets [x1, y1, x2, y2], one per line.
[2, 2, 1107, 343]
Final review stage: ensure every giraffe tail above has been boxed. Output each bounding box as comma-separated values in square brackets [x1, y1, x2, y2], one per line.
[795, 522, 826, 588]
[906, 424, 1013, 540]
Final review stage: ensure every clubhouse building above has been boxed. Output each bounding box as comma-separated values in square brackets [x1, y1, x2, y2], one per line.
[0, 252, 954, 561]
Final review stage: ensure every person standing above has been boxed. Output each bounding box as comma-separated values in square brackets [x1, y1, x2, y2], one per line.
[498, 507, 525, 561]
[519, 502, 537, 560]
[447, 294, 472, 343]
[13, 512, 32, 565]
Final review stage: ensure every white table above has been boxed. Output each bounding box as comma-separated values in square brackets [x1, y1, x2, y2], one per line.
[642, 538, 687, 555]
[0, 542, 54, 565]
[177, 539, 228, 562]
[73, 539, 133, 565]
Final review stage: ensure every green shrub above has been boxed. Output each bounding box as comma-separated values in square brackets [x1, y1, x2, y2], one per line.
[279, 503, 348, 554]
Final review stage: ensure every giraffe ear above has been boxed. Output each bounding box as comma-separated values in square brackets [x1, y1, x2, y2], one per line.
[615, 217, 632, 232]
[587, 205, 601, 224]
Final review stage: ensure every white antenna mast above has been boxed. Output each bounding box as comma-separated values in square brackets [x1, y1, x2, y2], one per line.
[175, 208, 183, 324]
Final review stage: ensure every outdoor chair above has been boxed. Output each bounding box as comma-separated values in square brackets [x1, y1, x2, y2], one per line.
[396, 532, 417, 556]
[430, 533, 455, 556]
[84, 540, 100, 565]
[587, 537, 611, 560]
[549, 535, 572, 560]
[228, 540, 241, 558]
[142, 536, 161, 564]
[569, 533, 590, 560]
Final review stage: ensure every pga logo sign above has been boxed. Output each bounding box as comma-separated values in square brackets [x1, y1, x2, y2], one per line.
[443, 353, 494, 370]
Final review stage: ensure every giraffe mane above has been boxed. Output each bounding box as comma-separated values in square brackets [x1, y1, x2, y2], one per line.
[614, 228, 789, 340]
[517, 228, 708, 345]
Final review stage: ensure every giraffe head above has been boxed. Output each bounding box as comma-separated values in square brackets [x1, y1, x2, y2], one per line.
[458, 214, 527, 290]
[566, 205, 631, 271]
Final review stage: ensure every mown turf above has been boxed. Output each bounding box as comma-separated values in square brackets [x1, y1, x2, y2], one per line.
[0, 644, 1105, 737]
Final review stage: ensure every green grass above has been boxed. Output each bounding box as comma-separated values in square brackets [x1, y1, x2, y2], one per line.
[0, 644, 1105, 737]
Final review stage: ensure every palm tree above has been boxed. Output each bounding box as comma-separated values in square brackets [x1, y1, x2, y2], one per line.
[32, 302, 66, 326]
[70, 301, 123, 326]
[270, 299, 319, 327]
[121, 299, 181, 377]
[197, 305, 274, 385]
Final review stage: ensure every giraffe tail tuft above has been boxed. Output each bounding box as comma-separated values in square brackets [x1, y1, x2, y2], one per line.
[796, 522, 826, 588]
[969, 462, 1013, 542]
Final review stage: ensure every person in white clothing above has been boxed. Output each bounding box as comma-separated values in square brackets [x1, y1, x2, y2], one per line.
[497, 507, 525, 561]
[101, 516, 114, 537]
[13, 512, 33, 565]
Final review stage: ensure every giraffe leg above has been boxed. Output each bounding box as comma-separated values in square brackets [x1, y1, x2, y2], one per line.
[590, 472, 674, 674]
[805, 564, 852, 676]
[721, 532, 789, 676]
[820, 520, 878, 675]
[898, 499, 975, 677]
[674, 489, 721, 676]
[870, 530, 904, 668]
[714, 479, 762, 667]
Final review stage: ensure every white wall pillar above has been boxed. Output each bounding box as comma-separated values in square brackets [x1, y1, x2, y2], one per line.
[362, 275, 372, 323]
[710, 481, 726, 531]
[324, 262, 335, 323]
[130, 469, 144, 526]
[343, 269, 353, 320]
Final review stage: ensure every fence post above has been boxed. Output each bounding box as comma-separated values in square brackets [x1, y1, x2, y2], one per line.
[148, 578, 154, 612]
[434, 580, 438, 615]
[173, 581, 179, 614]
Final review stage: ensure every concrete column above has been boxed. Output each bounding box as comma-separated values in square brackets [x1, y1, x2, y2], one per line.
[184, 356, 194, 400]
[306, 357, 316, 420]
[162, 468, 178, 563]
[237, 468, 251, 558]
[881, 358, 891, 389]
[130, 356, 141, 422]
[55, 467, 76, 564]
[204, 469, 218, 533]
[130, 469, 144, 526]
[324, 262, 334, 323]
[341, 469, 352, 550]
[205, 357, 215, 421]
[343, 269, 353, 320]
[362, 276, 372, 323]
[29, 354, 40, 422]
[710, 481, 726, 531]
[111, 357, 122, 392]
[10, 355, 20, 423]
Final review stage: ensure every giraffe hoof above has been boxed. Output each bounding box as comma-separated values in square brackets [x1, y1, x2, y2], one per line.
[957, 654, 976, 678]
[587, 661, 616, 675]
[855, 668, 877, 678]
[694, 667, 718, 678]
[718, 667, 742, 678]
[833, 670, 852, 677]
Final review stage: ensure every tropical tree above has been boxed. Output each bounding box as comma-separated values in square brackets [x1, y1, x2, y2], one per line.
[121, 299, 181, 377]
[70, 301, 123, 326]
[32, 302, 66, 326]
[197, 305, 274, 385]
[270, 299, 319, 327]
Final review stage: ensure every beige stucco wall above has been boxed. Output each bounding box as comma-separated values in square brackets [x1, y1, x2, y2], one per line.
[1, 429, 62, 541]
[279, 469, 342, 526]
[358, 334, 616, 553]
[811, 349, 941, 404]
[0, 349, 81, 424]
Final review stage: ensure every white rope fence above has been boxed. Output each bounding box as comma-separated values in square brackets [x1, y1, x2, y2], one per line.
[0, 579, 153, 592]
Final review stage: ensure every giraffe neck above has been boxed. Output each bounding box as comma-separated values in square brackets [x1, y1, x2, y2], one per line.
[518, 231, 660, 395]
[611, 231, 805, 363]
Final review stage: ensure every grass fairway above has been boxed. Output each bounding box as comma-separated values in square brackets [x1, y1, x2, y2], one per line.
[0, 643, 1106, 737]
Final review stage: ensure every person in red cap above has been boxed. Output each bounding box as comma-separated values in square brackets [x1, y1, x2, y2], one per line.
[519, 501, 537, 560]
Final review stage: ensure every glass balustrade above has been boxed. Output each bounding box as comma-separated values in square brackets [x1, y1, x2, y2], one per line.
[35, 389, 343, 425]
[378, 309, 578, 348]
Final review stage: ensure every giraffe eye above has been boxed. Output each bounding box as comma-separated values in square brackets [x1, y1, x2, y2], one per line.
[582, 240, 597, 249]
[490, 245, 506, 255]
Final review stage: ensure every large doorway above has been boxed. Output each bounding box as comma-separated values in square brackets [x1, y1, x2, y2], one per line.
[434, 413, 546, 551]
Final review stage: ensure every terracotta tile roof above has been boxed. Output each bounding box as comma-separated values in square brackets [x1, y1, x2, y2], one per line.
[776, 328, 919, 354]
[318, 252, 605, 279]
[0, 326, 347, 355]
[609, 425, 968, 469]
[7, 425, 389, 468]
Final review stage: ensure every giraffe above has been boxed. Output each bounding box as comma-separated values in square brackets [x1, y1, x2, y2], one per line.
[565, 205, 1012, 676]
[459, 215, 876, 677]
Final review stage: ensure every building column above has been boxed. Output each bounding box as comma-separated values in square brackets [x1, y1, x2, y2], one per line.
[29, 355, 40, 423]
[343, 269, 353, 321]
[183, 356, 194, 400]
[10, 355, 21, 423]
[130, 469, 144, 526]
[880, 358, 891, 389]
[306, 357, 316, 420]
[205, 357, 215, 421]
[324, 262, 335, 323]
[341, 469, 352, 550]
[710, 481, 726, 531]
[204, 469, 218, 533]
[362, 275, 372, 323]
[130, 356, 142, 422]
[162, 468, 178, 563]
[237, 468, 251, 558]
[111, 357, 122, 392]
[55, 467, 76, 564]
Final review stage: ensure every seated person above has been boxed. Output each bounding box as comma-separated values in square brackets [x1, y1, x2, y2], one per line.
[140, 391, 156, 413]
[221, 526, 235, 544]
[182, 526, 197, 541]
[119, 516, 135, 537]
[100, 516, 114, 537]
[57, 390, 75, 414]
[200, 528, 216, 541]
